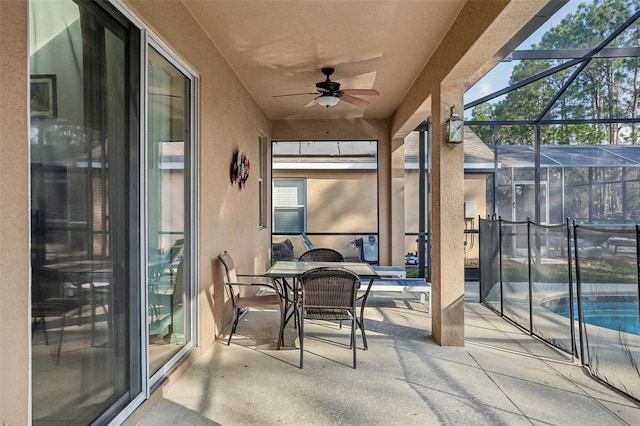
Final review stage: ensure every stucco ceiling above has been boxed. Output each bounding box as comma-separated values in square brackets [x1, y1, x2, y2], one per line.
[182, 1, 557, 122]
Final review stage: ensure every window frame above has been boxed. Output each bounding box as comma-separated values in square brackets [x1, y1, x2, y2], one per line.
[258, 133, 268, 229]
[142, 35, 199, 391]
[272, 177, 307, 234]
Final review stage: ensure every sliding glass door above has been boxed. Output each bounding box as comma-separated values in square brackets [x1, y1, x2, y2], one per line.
[30, 1, 140, 422]
[146, 46, 193, 375]
[30, 0, 197, 422]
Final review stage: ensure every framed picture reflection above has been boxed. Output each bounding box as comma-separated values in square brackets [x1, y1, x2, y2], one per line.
[30, 74, 57, 119]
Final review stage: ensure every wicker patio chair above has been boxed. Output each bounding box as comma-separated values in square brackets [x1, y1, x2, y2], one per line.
[218, 251, 285, 348]
[298, 248, 344, 262]
[31, 265, 84, 362]
[298, 267, 360, 368]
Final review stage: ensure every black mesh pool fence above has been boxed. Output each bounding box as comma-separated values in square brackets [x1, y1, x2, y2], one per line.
[478, 217, 640, 402]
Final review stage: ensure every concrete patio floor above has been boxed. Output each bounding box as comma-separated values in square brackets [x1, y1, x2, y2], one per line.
[137, 283, 640, 425]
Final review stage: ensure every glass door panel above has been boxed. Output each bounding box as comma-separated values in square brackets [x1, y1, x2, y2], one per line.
[514, 182, 535, 222]
[514, 181, 548, 223]
[30, 0, 135, 422]
[147, 47, 190, 374]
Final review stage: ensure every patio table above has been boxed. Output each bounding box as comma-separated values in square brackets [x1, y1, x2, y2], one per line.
[265, 261, 379, 348]
[46, 260, 113, 345]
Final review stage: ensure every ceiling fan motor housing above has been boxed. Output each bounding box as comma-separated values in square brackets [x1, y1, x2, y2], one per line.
[316, 80, 341, 95]
[316, 67, 341, 95]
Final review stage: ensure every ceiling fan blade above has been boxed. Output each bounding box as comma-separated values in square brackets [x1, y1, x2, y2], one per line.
[272, 92, 318, 98]
[341, 89, 380, 96]
[340, 93, 369, 107]
[303, 98, 317, 108]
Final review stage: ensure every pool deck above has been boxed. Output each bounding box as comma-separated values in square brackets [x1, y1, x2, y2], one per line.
[133, 282, 640, 425]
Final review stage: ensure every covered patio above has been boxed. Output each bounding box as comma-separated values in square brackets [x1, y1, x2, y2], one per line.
[136, 285, 639, 424]
[7, 0, 637, 424]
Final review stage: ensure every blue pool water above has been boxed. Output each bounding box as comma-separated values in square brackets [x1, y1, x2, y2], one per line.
[546, 297, 639, 335]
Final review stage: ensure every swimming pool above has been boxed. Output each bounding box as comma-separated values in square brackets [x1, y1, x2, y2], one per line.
[543, 294, 639, 335]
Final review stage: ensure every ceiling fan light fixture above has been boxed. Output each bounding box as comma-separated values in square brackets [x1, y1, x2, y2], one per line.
[316, 94, 340, 107]
[274, 68, 378, 109]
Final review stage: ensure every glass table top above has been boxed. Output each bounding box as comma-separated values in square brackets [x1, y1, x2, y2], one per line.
[266, 261, 379, 278]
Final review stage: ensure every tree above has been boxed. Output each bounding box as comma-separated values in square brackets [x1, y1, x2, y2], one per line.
[468, 103, 495, 143]
[470, 0, 640, 146]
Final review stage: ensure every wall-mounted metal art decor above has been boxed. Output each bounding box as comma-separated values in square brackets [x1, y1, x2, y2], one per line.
[230, 150, 250, 190]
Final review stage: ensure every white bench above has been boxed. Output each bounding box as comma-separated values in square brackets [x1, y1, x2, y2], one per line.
[362, 278, 431, 312]
[371, 265, 406, 278]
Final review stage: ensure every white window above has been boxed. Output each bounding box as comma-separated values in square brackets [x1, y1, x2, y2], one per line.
[273, 178, 306, 233]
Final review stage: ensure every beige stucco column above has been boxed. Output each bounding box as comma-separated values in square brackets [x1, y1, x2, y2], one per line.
[0, 0, 30, 423]
[390, 137, 406, 267]
[430, 84, 465, 346]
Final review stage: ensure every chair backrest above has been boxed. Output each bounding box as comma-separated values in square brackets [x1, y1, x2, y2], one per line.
[173, 261, 185, 300]
[299, 267, 360, 309]
[148, 257, 169, 284]
[169, 239, 185, 264]
[298, 248, 344, 262]
[31, 265, 80, 314]
[32, 265, 70, 300]
[218, 251, 240, 298]
[148, 238, 183, 282]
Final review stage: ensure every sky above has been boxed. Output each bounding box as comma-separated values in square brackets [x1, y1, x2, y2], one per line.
[464, 0, 586, 109]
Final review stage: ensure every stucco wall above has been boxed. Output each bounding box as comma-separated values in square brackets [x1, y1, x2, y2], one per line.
[123, 0, 273, 344]
[274, 169, 378, 233]
[0, 1, 30, 424]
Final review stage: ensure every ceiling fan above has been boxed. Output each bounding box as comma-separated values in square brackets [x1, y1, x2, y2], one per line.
[274, 67, 379, 108]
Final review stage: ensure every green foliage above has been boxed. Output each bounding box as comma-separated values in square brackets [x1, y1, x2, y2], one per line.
[469, 103, 495, 144]
[502, 257, 636, 283]
[470, 0, 640, 146]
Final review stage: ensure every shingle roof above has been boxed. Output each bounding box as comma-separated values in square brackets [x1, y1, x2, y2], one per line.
[403, 127, 494, 169]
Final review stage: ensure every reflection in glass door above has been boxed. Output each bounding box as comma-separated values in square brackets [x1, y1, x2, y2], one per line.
[147, 46, 191, 375]
[30, 0, 137, 422]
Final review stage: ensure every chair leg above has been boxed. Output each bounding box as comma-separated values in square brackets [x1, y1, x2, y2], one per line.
[276, 302, 285, 350]
[293, 278, 300, 330]
[227, 308, 240, 346]
[276, 324, 283, 350]
[56, 313, 66, 364]
[33, 317, 49, 345]
[359, 304, 368, 350]
[299, 308, 304, 369]
[351, 315, 357, 369]
[43, 319, 48, 345]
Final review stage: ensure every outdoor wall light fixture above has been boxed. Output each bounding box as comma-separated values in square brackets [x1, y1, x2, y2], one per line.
[445, 106, 464, 144]
[317, 94, 340, 107]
